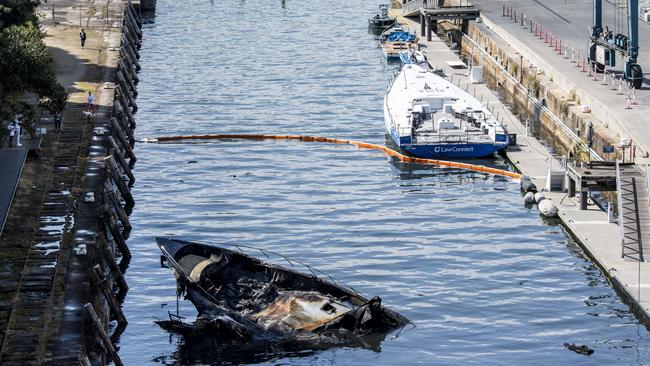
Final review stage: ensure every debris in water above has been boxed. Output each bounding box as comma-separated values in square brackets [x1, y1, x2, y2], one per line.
[187, 160, 197, 164]
[564, 343, 594, 356]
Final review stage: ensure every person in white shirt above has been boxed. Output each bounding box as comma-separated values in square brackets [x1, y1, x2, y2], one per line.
[86, 91, 95, 114]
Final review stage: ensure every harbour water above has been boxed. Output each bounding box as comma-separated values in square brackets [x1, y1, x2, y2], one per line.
[117, 0, 650, 364]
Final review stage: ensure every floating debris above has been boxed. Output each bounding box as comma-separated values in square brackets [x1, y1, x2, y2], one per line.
[564, 343, 594, 356]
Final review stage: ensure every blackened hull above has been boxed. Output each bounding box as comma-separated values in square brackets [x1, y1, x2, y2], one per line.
[155, 237, 409, 344]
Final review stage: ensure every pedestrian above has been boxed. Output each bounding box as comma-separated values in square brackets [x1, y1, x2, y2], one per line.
[7, 122, 15, 148]
[80, 28, 87, 48]
[86, 91, 95, 114]
[54, 112, 62, 132]
[13, 115, 22, 147]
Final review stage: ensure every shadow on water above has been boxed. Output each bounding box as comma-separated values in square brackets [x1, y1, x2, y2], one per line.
[153, 328, 396, 365]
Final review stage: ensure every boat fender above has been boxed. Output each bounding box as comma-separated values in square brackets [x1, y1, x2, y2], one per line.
[524, 191, 536, 204]
[538, 199, 558, 217]
[520, 175, 537, 193]
[534, 192, 546, 203]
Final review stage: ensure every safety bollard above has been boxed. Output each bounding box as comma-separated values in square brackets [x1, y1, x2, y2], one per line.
[521, 14, 525, 27]
[503, 3, 506, 16]
[530, 19, 534, 33]
[602, 67, 608, 85]
[571, 47, 576, 62]
[626, 94, 632, 109]
[514, 11, 517, 22]
[618, 76, 624, 94]
[632, 84, 637, 104]
[582, 58, 587, 72]
[611, 74, 617, 90]
[592, 63, 598, 80]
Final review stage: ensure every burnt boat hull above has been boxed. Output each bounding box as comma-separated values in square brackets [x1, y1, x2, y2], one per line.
[155, 237, 409, 344]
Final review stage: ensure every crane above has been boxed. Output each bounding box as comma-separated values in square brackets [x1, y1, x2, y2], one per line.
[589, 0, 643, 89]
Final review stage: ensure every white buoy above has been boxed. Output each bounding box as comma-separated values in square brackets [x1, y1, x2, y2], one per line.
[538, 199, 558, 217]
[524, 191, 536, 204]
[534, 192, 546, 203]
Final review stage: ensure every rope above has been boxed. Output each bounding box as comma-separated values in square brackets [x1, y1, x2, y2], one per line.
[147, 133, 523, 180]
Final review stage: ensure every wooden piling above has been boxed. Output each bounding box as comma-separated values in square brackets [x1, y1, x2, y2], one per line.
[104, 182, 132, 233]
[108, 136, 136, 185]
[98, 231, 129, 291]
[91, 265, 128, 326]
[104, 208, 132, 260]
[110, 117, 137, 165]
[104, 155, 135, 207]
[84, 303, 124, 366]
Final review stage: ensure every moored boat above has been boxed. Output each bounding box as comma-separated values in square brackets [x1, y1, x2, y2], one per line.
[399, 48, 429, 69]
[380, 25, 417, 60]
[368, 4, 395, 33]
[383, 64, 509, 159]
[154, 237, 409, 347]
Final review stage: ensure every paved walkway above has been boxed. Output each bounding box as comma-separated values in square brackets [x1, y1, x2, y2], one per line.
[0, 146, 28, 235]
[470, 0, 650, 160]
[395, 9, 650, 322]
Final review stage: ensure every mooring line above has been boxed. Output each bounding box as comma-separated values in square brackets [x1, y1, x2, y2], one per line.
[144, 134, 522, 180]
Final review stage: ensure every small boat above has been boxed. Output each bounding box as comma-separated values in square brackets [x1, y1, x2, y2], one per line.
[384, 64, 509, 158]
[399, 48, 429, 69]
[368, 5, 395, 33]
[154, 237, 409, 347]
[380, 24, 417, 60]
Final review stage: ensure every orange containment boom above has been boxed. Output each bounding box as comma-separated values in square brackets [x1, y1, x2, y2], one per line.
[153, 134, 522, 180]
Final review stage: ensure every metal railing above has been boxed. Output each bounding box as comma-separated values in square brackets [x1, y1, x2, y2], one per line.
[401, 0, 436, 16]
[617, 160, 645, 261]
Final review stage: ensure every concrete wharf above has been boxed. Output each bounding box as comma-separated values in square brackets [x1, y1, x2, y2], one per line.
[470, 0, 650, 160]
[394, 5, 650, 323]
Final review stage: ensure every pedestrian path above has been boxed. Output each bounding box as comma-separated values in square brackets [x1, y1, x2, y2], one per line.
[0, 146, 29, 235]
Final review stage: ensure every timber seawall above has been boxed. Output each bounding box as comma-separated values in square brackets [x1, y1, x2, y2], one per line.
[0, 1, 149, 365]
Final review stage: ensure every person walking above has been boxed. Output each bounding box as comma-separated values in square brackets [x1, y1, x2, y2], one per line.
[86, 91, 95, 114]
[54, 112, 62, 132]
[80, 28, 87, 48]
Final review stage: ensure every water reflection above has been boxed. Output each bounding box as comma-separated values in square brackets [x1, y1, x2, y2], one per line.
[154, 326, 394, 365]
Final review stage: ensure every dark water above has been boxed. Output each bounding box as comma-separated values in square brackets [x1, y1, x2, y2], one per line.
[117, 0, 650, 364]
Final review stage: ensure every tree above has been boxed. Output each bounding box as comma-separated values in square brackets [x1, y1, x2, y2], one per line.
[0, 0, 67, 141]
[0, 1, 41, 28]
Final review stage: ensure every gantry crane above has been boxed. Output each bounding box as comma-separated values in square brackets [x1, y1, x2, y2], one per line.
[589, 0, 643, 88]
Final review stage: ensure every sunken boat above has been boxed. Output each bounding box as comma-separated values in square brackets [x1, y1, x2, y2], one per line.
[154, 237, 409, 348]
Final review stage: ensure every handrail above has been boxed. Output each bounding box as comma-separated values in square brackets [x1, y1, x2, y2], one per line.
[204, 241, 365, 298]
[461, 33, 603, 162]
